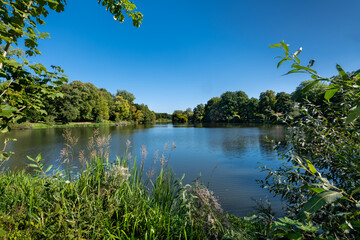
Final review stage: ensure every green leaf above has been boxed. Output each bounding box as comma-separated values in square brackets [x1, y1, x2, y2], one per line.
[39, 32, 50, 39]
[45, 165, 53, 173]
[352, 187, 360, 196]
[286, 232, 302, 240]
[269, 43, 282, 49]
[324, 88, 338, 101]
[0, 70, 8, 78]
[280, 41, 289, 52]
[283, 69, 300, 76]
[307, 187, 326, 194]
[277, 59, 287, 68]
[0, 105, 18, 118]
[350, 221, 360, 227]
[297, 191, 343, 220]
[336, 64, 349, 81]
[302, 80, 320, 94]
[305, 160, 317, 174]
[291, 64, 317, 74]
[0, 227, 6, 237]
[345, 105, 360, 125]
[0, 152, 10, 160]
[28, 163, 39, 168]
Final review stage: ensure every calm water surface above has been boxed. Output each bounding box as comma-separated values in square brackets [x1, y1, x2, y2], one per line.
[0, 123, 285, 216]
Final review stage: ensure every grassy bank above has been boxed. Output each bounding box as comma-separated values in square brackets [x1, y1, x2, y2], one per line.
[0, 156, 260, 239]
[0, 129, 261, 239]
[32, 122, 121, 129]
[9, 121, 131, 130]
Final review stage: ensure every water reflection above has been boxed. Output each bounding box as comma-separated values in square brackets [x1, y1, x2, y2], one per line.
[0, 123, 285, 216]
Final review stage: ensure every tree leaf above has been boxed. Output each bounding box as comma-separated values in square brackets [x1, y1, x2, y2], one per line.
[306, 186, 326, 194]
[324, 88, 338, 101]
[280, 41, 289, 52]
[45, 165, 53, 173]
[286, 232, 302, 240]
[39, 32, 50, 39]
[0, 105, 18, 118]
[351, 187, 360, 196]
[336, 64, 349, 81]
[306, 160, 317, 174]
[297, 191, 343, 220]
[345, 105, 360, 125]
[277, 59, 286, 68]
[302, 80, 320, 94]
[270, 43, 282, 48]
[28, 163, 39, 168]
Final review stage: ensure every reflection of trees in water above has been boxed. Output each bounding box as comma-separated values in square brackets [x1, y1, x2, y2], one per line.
[0, 125, 151, 173]
[259, 126, 286, 157]
[221, 133, 259, 155]
[206, 125, 286, 158]
[204, 127, 260, 156]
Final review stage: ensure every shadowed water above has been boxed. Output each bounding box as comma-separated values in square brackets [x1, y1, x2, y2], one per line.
[0, 123, 285, 216]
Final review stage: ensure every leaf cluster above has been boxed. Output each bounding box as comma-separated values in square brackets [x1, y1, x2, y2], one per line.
[258, 42, 360, 239]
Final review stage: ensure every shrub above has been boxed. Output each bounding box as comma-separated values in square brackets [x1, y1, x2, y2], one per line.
[258, 42, 360, 239]
[44, 115, 56, 126]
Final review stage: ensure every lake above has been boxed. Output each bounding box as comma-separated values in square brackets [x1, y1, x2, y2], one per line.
[0, 123, 286, 216]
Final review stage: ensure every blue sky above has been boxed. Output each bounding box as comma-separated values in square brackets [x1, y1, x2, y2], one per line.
[34, 0, 360, 113]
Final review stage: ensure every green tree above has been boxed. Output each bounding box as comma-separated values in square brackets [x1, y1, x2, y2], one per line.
[172, 110, 188, 123]
[218, 91, 249, 122]
[259, 90, 276, 120]
[245, 97, 259, 122]
[193, 104, 205, 122]
[116, 90, 136, 104]
[112, 96, 130, 121]
[131, 105, 143, 123]
[204, 97, 221, 122]
[155, 112, 171, 121]
[292, 80, 328, 106]
[135, 104, 155, 122]
[275, 92, 293, 114]
[185, 107, 194, 122]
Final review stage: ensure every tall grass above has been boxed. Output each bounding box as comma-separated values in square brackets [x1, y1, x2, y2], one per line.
[0, 129, 255, 239]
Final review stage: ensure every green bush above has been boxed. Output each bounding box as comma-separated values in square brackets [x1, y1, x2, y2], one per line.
[258, 42, 360, 239]
[8, 121, 33, 130]
[44, 115, 56, 126]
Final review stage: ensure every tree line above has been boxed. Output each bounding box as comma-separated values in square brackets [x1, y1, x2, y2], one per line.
[172, 80, 329, 123]
[34, 81, 156, 124]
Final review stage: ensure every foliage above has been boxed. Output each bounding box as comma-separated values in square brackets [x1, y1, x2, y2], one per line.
[179, 89, 296, 123]
[193, 103, 205, 122]
[259, 90, 276, 120]
[258, 41, 360, 239]
[155, 112, 172, 122]
[135, 103, 156, 123]
[172, 110, 188, 123]
[292, 80, 329, 107]
[42, 81, 156, 124]
[112, 95, 130, 121]
[116, 89, 136, 103]
[275, 92, 294, 114]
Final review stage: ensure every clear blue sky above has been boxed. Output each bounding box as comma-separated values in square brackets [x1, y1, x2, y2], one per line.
[34, 0, 360, 113]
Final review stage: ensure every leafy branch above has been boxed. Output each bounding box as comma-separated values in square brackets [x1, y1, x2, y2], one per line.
[271, 41, 360, 125]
